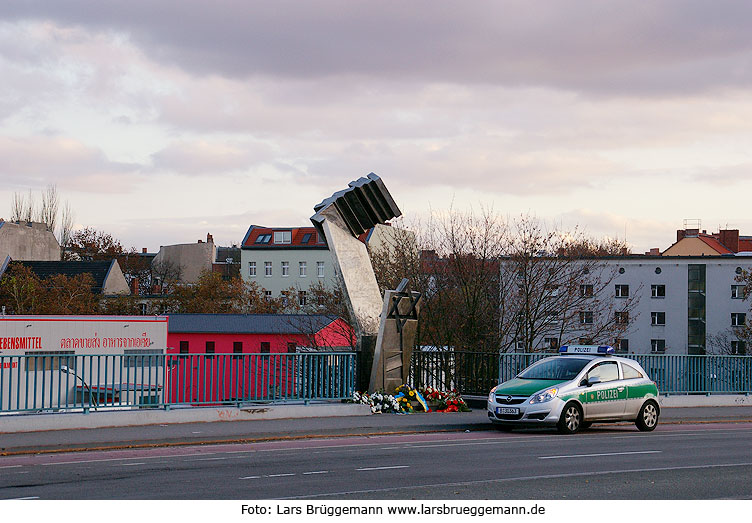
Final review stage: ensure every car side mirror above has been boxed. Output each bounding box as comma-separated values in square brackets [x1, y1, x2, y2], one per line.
[581, 376, 601, 387]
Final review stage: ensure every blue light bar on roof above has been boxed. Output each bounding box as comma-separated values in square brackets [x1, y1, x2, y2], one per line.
[559, 345, 615, 355]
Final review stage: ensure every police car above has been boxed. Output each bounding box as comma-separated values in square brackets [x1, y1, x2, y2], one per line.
[487, 345, 659, 433]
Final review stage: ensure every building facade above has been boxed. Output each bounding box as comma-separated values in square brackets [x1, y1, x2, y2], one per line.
[0, 220, 60, 262]
[510, 255, 752, 355]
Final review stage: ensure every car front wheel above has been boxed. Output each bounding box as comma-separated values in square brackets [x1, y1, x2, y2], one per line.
[557, 403, 583, 434]
[636, 400, 659, 432]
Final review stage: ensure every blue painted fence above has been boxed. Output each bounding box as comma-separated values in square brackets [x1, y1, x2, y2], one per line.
[410, 351, 752, 397]
[0, 352, 357, 413]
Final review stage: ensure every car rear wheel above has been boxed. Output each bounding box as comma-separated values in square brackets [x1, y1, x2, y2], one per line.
[557, 403, 583, 434]
[636, 400, 659, 432]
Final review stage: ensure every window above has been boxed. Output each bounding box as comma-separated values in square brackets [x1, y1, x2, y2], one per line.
[545, 311, 559, 324]
[299, 261, 307, 277]
[732, 313, 746, 327]
[298, 290, 307, 306]
[615, 284, 629, 298]
[651, 312, 666, 326]
[587, 361, 619, 383]
[614, 338, 629, 353]
[260, 342, 271, 353]
[651, 284, 665, 298]
[255, 234, 272, 244]
[301, 233, 312, 244]
[732, 285, 746, 299]
[731, 340, 747, 355]
[233, 342, 243, 353]
[317, 261, 325, 278]
[249, 262, 257, 277]
[651, 339, 666, 353]
[264, 261, 272, 277]
[138, 303, 147, 315]
[615, 311, 629, 324]
[580, 284, 593, 297]
[179, 341, 189, 354]
[543, 337, 559, 351]
[205, 341, 215, 357]
[281, 261, 289, 277]
[274, 230, 292, 244]
[24, 351, 74, 372]
[579, 311, 593, 324]
[287, 342, 297, 353]
[622, 363, 643, 379]
[264, 290, 272, 301]
[515, 340, 525, 351]
[124, 349, 164, 367]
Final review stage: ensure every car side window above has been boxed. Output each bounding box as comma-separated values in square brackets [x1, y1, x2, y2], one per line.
[587, 361, 619, 383]
[622, 363, 643, 380]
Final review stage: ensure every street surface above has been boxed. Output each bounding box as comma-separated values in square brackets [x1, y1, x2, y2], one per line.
[2, 421, 752, 499]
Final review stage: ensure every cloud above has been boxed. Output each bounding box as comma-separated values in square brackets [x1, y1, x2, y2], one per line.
[3, 1, 752, 95]
[151, 139, 274, 175]
[0, 135, 143, 192]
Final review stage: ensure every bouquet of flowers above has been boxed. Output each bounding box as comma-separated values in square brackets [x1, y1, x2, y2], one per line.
[350, 391, 401, 413]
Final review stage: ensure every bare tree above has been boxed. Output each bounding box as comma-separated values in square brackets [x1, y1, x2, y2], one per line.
[39, 184, 60, 232]
[10, 192, 25, 222]
[58, 201, 75, 258]
[500, 216, 640, 352]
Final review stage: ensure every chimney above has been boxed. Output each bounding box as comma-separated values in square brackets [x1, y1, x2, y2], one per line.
[647, 248, 660, 256]
[130, 277, 139, 296]
[207, 233, 214, 244]
[719, 229, 740, 252]
[676, 229, 686, 242]
[142, 247, 147, 254]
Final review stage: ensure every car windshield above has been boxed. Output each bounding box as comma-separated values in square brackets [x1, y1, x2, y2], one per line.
[518, 357, 591, 380]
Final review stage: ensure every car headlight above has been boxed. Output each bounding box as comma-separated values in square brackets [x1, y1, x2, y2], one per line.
[488, 387, 497, 402]
[529, 388, 558, 404]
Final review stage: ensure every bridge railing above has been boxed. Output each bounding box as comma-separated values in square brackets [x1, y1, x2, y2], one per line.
[409, 350, 752, 397]
[0, 352, 357, 413]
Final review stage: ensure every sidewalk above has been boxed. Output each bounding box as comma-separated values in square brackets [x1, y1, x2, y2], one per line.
[2, 403, 752, 456]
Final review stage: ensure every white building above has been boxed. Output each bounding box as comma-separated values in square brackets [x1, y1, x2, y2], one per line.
[510, 255, 752, 355]
[240, 223, 407, 305]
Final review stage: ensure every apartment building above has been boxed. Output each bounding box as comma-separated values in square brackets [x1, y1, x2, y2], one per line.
[512, 255, 752, 355]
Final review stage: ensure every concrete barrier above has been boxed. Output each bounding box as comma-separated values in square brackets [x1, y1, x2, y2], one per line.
[0, 402, 372, 434]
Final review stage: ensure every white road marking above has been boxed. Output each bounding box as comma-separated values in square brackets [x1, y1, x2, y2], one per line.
[539, 450, 662, 460]
[278, 461, 752, 500]
[7, 497, 40, 500]
[239, 475, 261, 480]
[267, 473, 296, 477]
[357, 465, 410, 471]
[303, 471, 328, 475]
[0, 465, 22, 470]
[119, 462, 147, 466]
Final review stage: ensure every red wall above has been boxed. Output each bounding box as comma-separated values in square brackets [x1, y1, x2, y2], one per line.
[166, 319, 354, 354]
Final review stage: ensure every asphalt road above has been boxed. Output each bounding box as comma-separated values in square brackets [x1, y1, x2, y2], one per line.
[2, 421, 752, 500]
[3, 405, 752, 454]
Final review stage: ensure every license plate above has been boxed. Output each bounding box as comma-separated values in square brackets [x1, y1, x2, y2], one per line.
[496, 407, 519, 415]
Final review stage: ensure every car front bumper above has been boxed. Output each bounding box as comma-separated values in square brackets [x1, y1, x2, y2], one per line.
[487, 397, 565, 426]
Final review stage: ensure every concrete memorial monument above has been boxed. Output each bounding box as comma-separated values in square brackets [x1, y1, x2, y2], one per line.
[311, 173, 420, 391]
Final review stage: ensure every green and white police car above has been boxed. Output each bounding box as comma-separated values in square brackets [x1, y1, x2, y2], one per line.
[488, 345, 660, 434]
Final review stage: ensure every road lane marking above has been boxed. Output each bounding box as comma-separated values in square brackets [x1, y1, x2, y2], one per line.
[0, 465, 22, 470]
[119, 462, 147, 466]
[539, 450, 662, 460]
[278, 460, 752, 499]
[357, 465, 410, 471]
[303, 471, 328, 475]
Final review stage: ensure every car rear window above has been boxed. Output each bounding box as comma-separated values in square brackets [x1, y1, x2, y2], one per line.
[518, 357, 591, 380]
[622, 363, 644, 380]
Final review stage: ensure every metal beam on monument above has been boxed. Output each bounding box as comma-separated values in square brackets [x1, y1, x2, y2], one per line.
[311, 173, 402, 391]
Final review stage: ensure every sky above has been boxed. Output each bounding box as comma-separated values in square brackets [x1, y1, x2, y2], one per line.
[1, 1, 752, 253]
